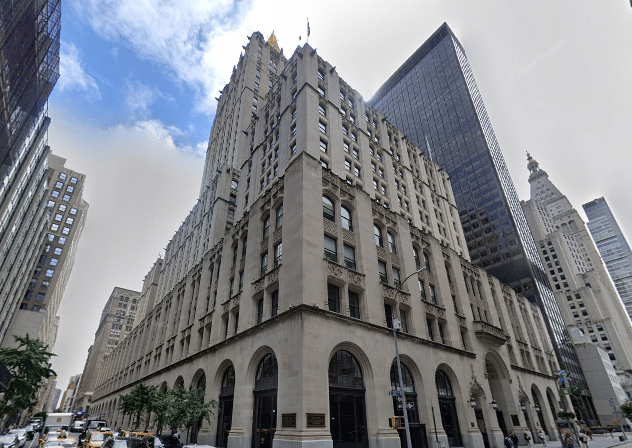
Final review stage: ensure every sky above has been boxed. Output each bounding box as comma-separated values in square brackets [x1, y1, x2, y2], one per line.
[48, 0, 632, 392]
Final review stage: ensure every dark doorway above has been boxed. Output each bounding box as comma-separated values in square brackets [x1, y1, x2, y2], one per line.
[190, 373, 206, 443]
[390, 363, 427, 448]
[329, 350, 368, 448]
[435, 370, 462, 447]
[252, 354, 278, 448]
[496, 410, 508, 437]
[475, 409, 489, 448]
[216, 366, 235, 448]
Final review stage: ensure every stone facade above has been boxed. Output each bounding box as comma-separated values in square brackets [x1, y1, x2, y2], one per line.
[89, 33, 563, 448]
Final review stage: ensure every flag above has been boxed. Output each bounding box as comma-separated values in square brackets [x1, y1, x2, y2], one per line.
[307, 19, 310, 37]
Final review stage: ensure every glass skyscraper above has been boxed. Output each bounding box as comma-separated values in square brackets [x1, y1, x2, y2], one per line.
[371, 23, 595, 419]
[583, 197, 632, 321]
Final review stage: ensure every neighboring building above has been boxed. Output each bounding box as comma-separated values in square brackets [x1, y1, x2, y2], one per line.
[2, 154, 88, 349]
[583, 197, 632, 321]
[521, 154, 632, 404]
[89, 33, 564, 448]
[567, 328, 628, 423]
[370, 22, 593, 420]
[36, 375, 58, 413]
[0, 0, 61, 346]
[73, 288, 140, 412]
[59, 374, 82, 412]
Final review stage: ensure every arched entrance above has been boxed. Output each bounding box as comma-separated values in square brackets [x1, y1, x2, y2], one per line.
[190, 371, 206, 443]
[252, 353, 278, 448]
[532, 388, 548, 435]
[216, 365, 235, 448]
[329, 350, 368, 448]
[484, 352, 512, 437]
[390, 363, 427, 448]
[436, 369, 462, 447]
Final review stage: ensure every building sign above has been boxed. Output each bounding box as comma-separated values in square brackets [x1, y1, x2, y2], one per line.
[511, 415, 520, 426]
[282, 414, 296, 428]
[306, 413, 326, 427]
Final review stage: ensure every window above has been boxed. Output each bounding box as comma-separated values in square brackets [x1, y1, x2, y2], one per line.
[324, 235, 337, 262]
[63, 194, 70, 201]
[318, 86, 325, 97]
[50, 258, 58, 266]
[263, 216, 270, 239]
[374, 225, 384, 247]
[354, 166, 361, 177]
[392, 268, 401, 289]
[341, 206, 353, 231]
[50, 223, 59, 231]
[291, 142, 297, 155]
[378, 260, 388, 284]
[352, 148, 359, 160]
[271, 290, 279, 317]
[429, 284, 437, 304]
[323, 196, 335, 221]
[351, 132, 357, 143]
[387, 232, 397, 253]
[419, 280, 427, 301]
[55, 181, 63, 189]
[54, 213, 62, 222]
[385, 303, 393, 328]
[51, 190, 59, 198]
[423, 252, 432, 273]
[291, 125, 297, 136]
[66, 185, 74, 192]
[59, 237, 66, 244]
[47, 200, 55, 208]
[242, 236, 248, 257]
[318, 69, 324, 81]
[256, 298, 264, 324]
[274, 242, 282, 267]
[344, 244, 356, 270]
[66, 217, 74, 225]
[342, 125, 349, 136]
[349, 291, 360, 319]
[344, 160, 351, 171]
[320, 139, 328, 153]
[413, 247, 420, 268]
[400, 309, 409, 333]
[261, 253, 268, 276]
[427, 318, 435, 340]
[70, 177, 78, 184]
[45, 269, 54, 278]
[328, 284, 340, 313]
[59, 173, 67, 180]
[319, 122, 326, 134]
[275, 204, 283, 228]
[232, 245, 239, 265]
[319, 104, 326, 116]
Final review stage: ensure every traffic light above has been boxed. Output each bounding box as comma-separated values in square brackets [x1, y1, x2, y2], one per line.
[388, 416, 405, 429]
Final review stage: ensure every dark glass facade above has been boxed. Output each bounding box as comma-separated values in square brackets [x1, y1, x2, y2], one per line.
[371, 23, 593, 417]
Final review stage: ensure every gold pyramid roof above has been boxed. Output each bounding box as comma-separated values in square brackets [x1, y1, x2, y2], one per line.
[267, 31, 280, 52]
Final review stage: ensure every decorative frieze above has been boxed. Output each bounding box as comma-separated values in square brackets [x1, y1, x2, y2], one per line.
[342, 229, 355, 245]
[324, 219, 338, 237]
[473, 320, 507, 346]
[423, 301, 446, 318]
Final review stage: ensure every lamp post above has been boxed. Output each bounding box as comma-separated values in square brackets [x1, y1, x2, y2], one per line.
[392, 266, 427, 448]
[609, 396, 627, 440]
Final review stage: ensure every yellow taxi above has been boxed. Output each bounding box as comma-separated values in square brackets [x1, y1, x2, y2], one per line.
[38, 433, 78, 448]
[83, 431, 113, 448]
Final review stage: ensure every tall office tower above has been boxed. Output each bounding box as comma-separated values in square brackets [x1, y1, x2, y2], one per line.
[583, 197, 632, 321]
[59, 374, 82, 412]
[370, 23, 594, 420]
[0, 0, 61, 344]
[35, 375, 58, 412]
[89, 34, 564, 448]
[521, 154, 632, 414]
[73, 287, 140, 412]
[2, 155, 89, 349]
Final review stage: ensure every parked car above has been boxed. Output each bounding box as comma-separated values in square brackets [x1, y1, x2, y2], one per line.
[102, 437, 148, 448]
[79, 422, 107, 443]
[83, 431, 113, 448]
[41, 438, 79, 448]
[0, 434, 21, 448]
[71, 422, 85, 433]
[142, 435, 181, 448]
[8, 429, 27, 447]
[23, 425, 36, 440]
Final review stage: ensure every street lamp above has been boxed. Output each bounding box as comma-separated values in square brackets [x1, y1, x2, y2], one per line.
[469, 398, 477, 409]
[491, 400, 498, 411]
[392, 266, 426, 448]
[534, 404, 541, 413]
[519, 402, 527, 412]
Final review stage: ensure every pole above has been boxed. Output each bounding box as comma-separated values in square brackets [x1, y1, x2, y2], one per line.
[393, 316, 413, 448]
[609, 396, 627, 440]
[431, 404, 439, 444]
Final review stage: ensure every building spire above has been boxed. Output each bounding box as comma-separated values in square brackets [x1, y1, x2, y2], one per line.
[267, 31, 280, 52]
[527, 151, 539, 174]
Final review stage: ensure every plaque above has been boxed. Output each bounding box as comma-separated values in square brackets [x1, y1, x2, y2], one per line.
[282, 413, 296, 428]
[306, 413, 326, 427]
[511, 414, 520, 426]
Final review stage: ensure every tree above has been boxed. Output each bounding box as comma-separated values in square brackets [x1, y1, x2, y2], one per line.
[161, 385, 217, 439]
[150, 389, 171, 435]
[118, 383, 157, 430]
[0, 335, 56, 428]
[620, 401, 632, 420]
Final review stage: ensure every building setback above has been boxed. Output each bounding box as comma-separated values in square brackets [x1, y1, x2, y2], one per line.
[370, 22, 593, 420]
[89, 33, 565, 448]
[0, 0, 61, 346]
[2, 154, 88, 349]
[521, 154, 632, 412]
[583, 197, 632, 322]
[73, 287, 140, 412]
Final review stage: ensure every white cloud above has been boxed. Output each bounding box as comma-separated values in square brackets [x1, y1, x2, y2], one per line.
[124, 79, 173, 115]
[58, 42, 101, 99]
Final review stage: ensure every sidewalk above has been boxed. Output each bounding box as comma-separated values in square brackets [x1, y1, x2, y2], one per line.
[532, 433, 632, 448]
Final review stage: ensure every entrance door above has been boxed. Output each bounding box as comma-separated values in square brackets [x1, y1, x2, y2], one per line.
[253, 394, 277, 448]
[475, 409, 489, 448]
[216, 398, 233, 448]
[439, 399, 462, 447]
[330, 393, 367, 448]
[496, 410, 508, 437]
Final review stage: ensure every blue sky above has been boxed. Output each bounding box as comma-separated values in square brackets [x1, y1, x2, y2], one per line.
[48, 0, 632, 393]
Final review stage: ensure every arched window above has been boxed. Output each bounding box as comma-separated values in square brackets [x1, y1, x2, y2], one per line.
[390, 363, 415, 391]
[387, 232, 397, 254]
[221, 365, 235, 396]
[435, 370, 453, 397]
[255, 353, 278, 391]
[262, 216, 270, 239]
[413, 247, 420, 268]
[323, 196, 335, 221]
[445, 263, 453, 285]
[275, 204, 283, 229]
[328, 350, 363, 389]
[341, 206, 353, 231]
[374, 225, 384, 247]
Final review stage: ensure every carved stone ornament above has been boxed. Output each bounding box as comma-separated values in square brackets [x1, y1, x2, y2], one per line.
[327, 261, 344, 280]
[268, 269, 279, 285]
[347, 271, 363, 287]
[381, 284, 398, 300]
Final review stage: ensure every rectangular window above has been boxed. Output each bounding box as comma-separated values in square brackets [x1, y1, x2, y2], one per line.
[261, 253, 268, 276]
[319, 122, 326, 134]
[271, 290, 279, 317]
[274, 242, 282, 267]
[50, 223, 59, 231]
[343, 244, 356, 270]
[427, 318, 435, 340]
[59, 237, 66, 244]
[66, 185, 75, 192]
[328, 283, 340, 313]
[354, 166, 361, 177]
[291, 125, 297, 136]
[59, 173, 67, 180]
[378, 260, 388, 284]
[63, 194, 71, 201]
[70, 177, 78, 184]
[320, 139, 328, 153]
[256, 298, 264, 324]
[438, 321, 446, 344]
[351, 132, 357, 142]
[349, 291, 360, 319]
[400, 309, 409, 333]
[324, 235, 337, 262]
[319, 104, 326, 116]
[318, 86, 325, 97]
[429, 284, 437, 304]
[345, 160, 351, 171]
[419, 280, 426, 300]
[384, 303, 393, 328]
[392, 268, 401, 289]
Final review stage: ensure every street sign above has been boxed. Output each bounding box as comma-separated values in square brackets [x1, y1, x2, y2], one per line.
[389, 390, 403, 396]
[397, 402, 415, 410]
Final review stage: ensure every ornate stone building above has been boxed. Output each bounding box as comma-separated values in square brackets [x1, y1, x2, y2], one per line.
[89, 33, 564, 448]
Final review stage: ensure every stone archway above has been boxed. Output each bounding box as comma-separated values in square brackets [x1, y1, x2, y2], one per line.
[484, 350, 513, 441]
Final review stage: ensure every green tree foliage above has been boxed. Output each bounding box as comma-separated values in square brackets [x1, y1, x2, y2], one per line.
[620, 401, 632, 420]
[0, 335, 56, 426]
[118, 383, 157, 430]
[150, 390, 171, 435]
